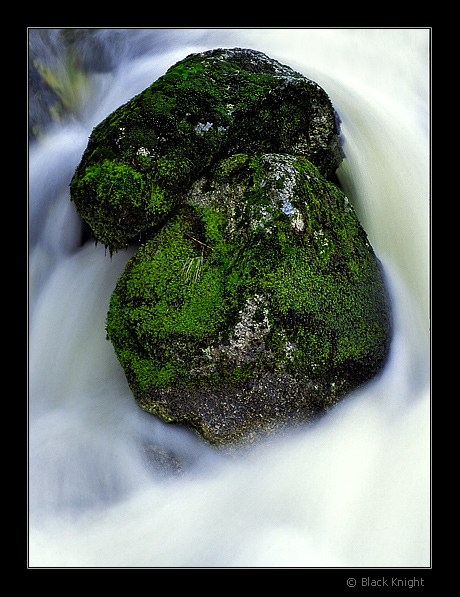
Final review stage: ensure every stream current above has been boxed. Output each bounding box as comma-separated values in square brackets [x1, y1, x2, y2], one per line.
[28, 28, 430, 568]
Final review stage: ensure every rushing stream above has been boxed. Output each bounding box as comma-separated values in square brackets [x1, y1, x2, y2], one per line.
[28, 28, 430, 568]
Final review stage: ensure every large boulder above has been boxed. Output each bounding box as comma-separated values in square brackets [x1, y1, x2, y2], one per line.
[71, 47, 391, 445]
[70, 48, 342, 253]
[106, 153, 391, 445]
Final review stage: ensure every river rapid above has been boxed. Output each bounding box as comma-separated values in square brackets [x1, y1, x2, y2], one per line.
[28, 28, 430, 568]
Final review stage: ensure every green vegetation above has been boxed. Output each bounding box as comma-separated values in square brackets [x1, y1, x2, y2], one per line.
[106, 153, 391, 442]
[72, 48, 390, 444]
[70, 48, 342, 253]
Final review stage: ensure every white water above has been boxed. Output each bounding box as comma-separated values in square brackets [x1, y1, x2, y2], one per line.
[28, 29, 430, 568]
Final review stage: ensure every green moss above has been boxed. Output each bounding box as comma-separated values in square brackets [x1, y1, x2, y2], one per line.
[71, 48, 391, 444]
[71, 159, 161, 250]
[106, 151, 391, 443]
[106, 206, 230, 393]
[70, 48, 342, 253]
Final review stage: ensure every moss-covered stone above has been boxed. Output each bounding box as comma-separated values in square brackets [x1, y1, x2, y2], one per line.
[69, 47, 391, 445]
[106, 154, 391, 445]
[70, 48, 342, 253]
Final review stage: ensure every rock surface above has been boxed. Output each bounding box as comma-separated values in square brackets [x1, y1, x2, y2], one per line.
[106, 153, 391, 444]
[70, 48, 342, 254]
[71, 48, 391, 445]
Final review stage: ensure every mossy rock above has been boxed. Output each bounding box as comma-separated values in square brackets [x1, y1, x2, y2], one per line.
[70, 48, 342, 253]
[106, 154, 391, 445]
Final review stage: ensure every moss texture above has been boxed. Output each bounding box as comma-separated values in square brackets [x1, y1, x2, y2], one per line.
[106, 154, 391, 444]
[70, 48, 342, 253]
[71, 48, 391, 445]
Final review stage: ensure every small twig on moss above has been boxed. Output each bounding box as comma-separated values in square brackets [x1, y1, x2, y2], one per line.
[183, 232, 213, 251]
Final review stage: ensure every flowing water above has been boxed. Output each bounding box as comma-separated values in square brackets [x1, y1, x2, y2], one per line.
[28, 28, 430, 568]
